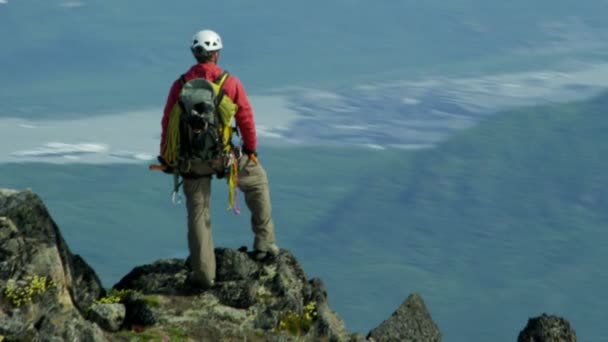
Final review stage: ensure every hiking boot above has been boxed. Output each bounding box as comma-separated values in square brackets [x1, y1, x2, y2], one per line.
[184, 272, 214, 293]
[253, 243, 280, 261]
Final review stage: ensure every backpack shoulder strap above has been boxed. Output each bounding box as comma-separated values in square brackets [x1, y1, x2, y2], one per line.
[214, 71, 230, 86]
[213, 71, 230, 106]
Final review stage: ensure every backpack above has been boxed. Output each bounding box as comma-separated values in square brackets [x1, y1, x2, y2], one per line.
[163, 71, 239, 172]
[160, 71, 242, 212]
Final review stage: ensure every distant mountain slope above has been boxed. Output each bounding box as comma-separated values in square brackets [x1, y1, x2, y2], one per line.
[305, 91, 608, 341]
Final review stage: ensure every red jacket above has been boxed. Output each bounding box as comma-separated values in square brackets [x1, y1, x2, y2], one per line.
[160, 63, 257, 154]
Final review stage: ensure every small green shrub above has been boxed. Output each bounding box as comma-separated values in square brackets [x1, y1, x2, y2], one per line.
[95, 288, 136, 305]
[276, 301, 318, 336]
[142, 295, 161, 307]
[3, 275, 54, 307]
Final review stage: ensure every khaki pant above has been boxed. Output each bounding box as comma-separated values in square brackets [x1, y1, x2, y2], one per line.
[182, 155, 276, 287]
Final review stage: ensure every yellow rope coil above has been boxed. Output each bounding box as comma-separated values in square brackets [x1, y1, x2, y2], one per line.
[227, 159, 238, 211]
[163, 104, 182, 167]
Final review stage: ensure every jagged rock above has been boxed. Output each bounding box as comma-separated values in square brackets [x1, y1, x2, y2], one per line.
[113, 258, 189, 295]
[215, 280, 260, 308]
[36, 308, 107, 341]
[349, 333, 368, 342]
[122, 294, 157, 329]
[112, 248, 351, 341]
[0, 188, 449, 341]
[301, 277, 351, 341]
[88, 303, 126, 332]
[0, 189, 107, 341]
[367, 293, 441, 342]
[518, 313, 577, 342]
[216, 247, 260, 281]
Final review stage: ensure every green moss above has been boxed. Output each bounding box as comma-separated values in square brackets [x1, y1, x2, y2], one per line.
[88, 288, 139, 316]
[142, 295, 161, 307]
[116, 329, 164, 342]
[167, 327, 189, 341]
[115, 327, 188, 342]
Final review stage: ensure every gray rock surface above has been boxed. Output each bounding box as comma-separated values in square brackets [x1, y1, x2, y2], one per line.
[367, 293, 442, 342]
[0, 189, 107, 341]
[5, 187, 575, 341]
[113, 248, 351, 341]
[88, 303, 127, 332]
[518, 313, 577, 342]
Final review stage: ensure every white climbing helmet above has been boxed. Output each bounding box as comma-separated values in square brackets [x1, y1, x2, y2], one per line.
[191, 29, 223, 53]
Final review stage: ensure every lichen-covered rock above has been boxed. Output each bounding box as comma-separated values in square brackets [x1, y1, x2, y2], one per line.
[216, 247, 260, 281]
[8, 187, 585, 342]
[518, 313, 577, 342]
[367, 293, 441, 342]
[0, 189, 107, 341]
[112, 248, 351, 341]
[215, 279, 260, 308]
[88, 303, 126, 332]
[37, 308, 107, 342]
[122, 292, 157, 329]
[113, 258, 189, 295]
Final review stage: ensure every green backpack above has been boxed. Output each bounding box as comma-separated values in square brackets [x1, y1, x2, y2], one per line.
[163, 71, 239, 170]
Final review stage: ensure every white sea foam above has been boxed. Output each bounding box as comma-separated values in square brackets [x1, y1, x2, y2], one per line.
[60, 1, 84, 8]
[1, 109, 158, 164]
[402, 97, 420, 105]
[256, 126, 285, 139]
[251, 96, 300, 127]
[2, 61, 608, 164]
[12, 142, 108, 158]
[332, 124, 369, 131]
[364, 144, 386, 150]
[388, 144, 434, 150]
[0, 0, 7, 4]
[109, 151, 154, 161]
[0, 96, 301, 164]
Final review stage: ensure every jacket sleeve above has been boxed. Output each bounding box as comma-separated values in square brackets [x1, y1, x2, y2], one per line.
[225, 76, 257, 152]
[160, 79, 182, 155]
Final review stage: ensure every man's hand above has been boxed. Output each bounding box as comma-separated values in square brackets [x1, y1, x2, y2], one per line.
[242, 147, 258, 165]
[156, 156, 175, 174]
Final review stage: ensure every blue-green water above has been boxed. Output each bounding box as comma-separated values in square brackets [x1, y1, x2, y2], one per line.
[3, 0, 608, 118]
[3, 117, 608, 341]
